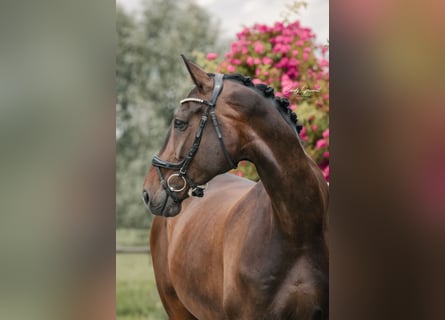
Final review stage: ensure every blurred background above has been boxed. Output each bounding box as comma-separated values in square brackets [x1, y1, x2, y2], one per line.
[116, 0, 328, 319]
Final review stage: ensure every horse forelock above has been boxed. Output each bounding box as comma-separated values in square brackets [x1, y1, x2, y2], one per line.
[207, 73, 302, 135]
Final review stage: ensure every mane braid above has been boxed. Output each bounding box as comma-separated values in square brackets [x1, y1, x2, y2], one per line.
[207, 73, 303, 135]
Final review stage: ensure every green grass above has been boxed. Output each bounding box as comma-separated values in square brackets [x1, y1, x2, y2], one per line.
[117, 228, 167, 320]
[116, 228, 150, 247]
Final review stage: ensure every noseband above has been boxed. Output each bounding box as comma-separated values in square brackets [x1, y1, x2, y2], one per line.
[151, 73, 236, 204]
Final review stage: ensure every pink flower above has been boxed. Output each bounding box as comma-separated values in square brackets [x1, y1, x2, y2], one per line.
[283, 36, 293, 44]
[275, 57, 289, 68]
[236, 28, 249, 39]
[254, 24, 270, 33]
[288, 58, 299, 67]
[316, 139, 327, 149]
[300, 126, 307, 137]
[282, 85, 293, 97]
[206, 52, 218, 60]
[272, 44, 283, 53]
[311, 124, 318, 132]
[274, 21, 284, 31]
[322, 45, 329, 55]
[246, 57, 254, 66]
[300, 33, 309, 41]
[323, 165, 330, 181]
[274, 43, 291, 53]
[282, 44, 291, 53]
[285, 69, 294, 78]
[254, 42, 264, 53]
[322, 128, 329, 138]
[320, 58, 329, 67]
[227, 65, 235, 73]
[262, 56, 273, 65]
[323, 151, 330, 158]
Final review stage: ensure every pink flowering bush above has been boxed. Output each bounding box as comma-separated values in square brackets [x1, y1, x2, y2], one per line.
[196, 20, 329, 181]
[206, 52, 218, 60]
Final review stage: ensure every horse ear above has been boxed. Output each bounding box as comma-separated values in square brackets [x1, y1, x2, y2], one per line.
[181, 54, 212, 92]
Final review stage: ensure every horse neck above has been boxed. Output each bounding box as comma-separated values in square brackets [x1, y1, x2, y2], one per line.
[245, 104, 328, 242]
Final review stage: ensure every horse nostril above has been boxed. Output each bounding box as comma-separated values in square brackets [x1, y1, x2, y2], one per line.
[142, 190, 150, 207]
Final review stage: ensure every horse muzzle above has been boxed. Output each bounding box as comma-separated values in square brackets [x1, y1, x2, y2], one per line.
[142, 188, 183, 217]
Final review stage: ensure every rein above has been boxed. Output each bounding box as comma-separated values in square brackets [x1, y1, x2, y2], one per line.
[151, 73, 236, 203]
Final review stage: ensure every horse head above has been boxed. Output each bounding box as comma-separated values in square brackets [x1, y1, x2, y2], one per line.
[142, 55, 255, 217]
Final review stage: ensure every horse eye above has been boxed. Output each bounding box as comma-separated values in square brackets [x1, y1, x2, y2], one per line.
[174, 119, 188, 131]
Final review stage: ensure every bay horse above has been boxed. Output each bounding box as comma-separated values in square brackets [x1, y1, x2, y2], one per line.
[142, 55, 329, 320]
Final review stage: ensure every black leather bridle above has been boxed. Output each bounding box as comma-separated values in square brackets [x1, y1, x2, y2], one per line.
[151, 73, 236, 205]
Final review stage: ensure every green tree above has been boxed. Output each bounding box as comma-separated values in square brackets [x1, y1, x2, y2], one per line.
[116, 1, 224, 228]
[139, 0, 226, 122]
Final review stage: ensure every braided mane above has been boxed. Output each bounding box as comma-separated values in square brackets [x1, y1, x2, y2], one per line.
[210, 73, 303, 135]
